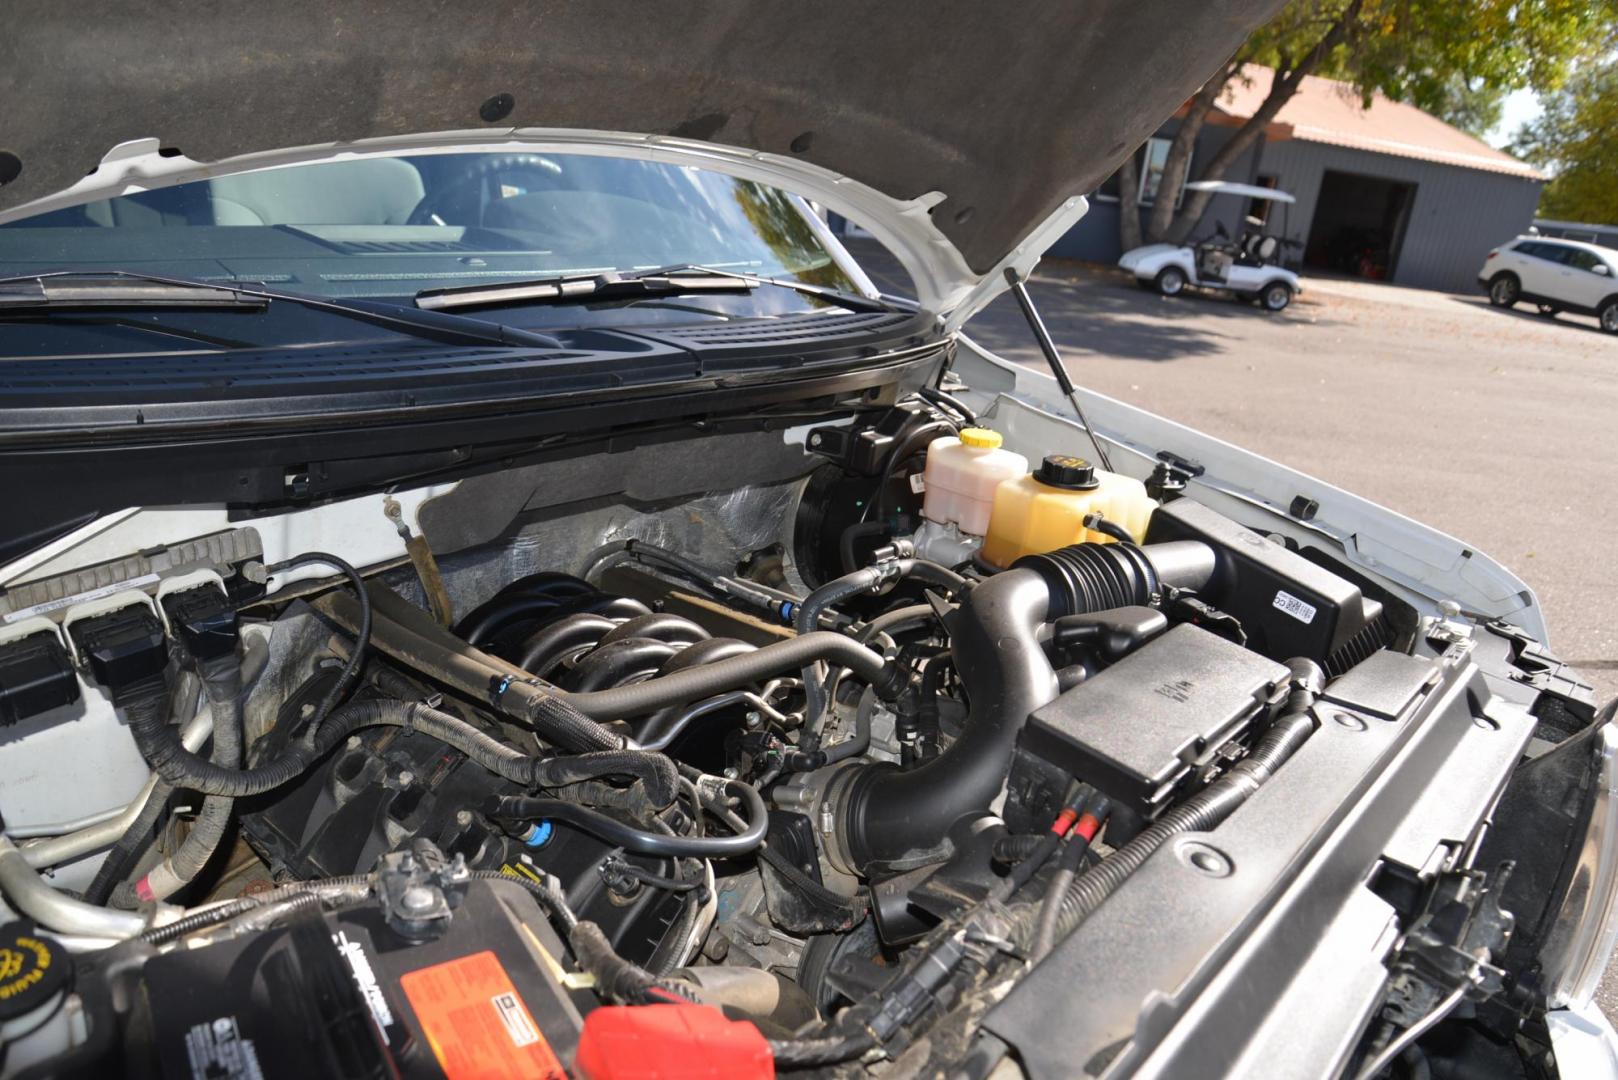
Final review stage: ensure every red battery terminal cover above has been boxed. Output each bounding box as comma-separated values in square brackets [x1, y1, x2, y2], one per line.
[576, 1003, 774, 1079]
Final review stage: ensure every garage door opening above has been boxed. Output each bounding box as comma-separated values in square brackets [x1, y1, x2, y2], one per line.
[1303, 170, 1416, 281]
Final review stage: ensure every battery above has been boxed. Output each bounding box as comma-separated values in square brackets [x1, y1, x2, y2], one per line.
[136, 878, 585, 1079]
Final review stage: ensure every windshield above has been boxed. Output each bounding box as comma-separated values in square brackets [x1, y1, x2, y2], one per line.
[0, 152, 860, 327]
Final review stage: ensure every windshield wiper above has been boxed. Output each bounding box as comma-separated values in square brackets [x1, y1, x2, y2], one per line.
[0, 271, 566, 350]
[0, 277, 268, 311]
[414, 264, 894, 314]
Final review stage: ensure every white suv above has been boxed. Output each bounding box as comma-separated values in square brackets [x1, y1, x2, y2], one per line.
[1479, 235, 1618, 333]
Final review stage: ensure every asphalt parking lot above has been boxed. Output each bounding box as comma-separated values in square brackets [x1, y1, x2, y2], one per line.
[848, 235, 1618, 1015]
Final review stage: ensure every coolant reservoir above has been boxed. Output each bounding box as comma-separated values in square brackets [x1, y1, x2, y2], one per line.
[980, 455, 1155, 568]
[920, 428, 1029, 537]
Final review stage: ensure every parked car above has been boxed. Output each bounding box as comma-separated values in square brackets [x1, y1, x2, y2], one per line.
[1118, 181, 1303, 310]
[1481, 235, 1618, 332]
[0, 5, 1614, 1080]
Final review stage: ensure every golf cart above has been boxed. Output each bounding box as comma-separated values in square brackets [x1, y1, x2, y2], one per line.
[1118, 180, 1303, 311]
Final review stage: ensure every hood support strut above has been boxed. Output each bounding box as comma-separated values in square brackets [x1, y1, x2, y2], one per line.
[1004, 268, 1114, 473]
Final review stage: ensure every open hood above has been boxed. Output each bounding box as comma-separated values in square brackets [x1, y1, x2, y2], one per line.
[0, 1, 1283, 327]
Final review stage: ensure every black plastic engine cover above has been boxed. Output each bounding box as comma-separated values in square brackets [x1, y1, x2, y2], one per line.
[1145, 498, 1379, 666]
[1019, 623, 1289, 818]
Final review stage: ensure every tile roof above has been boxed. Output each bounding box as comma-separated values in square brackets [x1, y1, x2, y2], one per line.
[1214, 67, 1544, 180]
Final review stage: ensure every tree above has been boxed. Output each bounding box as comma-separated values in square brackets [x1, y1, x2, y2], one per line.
[1420, 77, 1508, 138]
[1512, 59, 1618, 224]
[1123, 0, 1612, 247]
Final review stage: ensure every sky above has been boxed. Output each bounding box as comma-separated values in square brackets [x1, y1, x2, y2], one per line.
[1487, 87, 1543, 150]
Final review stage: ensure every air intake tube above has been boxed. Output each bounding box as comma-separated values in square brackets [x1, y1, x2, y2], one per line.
[832, 539, 1215, 871]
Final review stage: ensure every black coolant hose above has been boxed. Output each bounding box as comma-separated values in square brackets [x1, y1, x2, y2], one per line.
[835, 539, 1216, 870]
[1046, 658, 1325, 942]
[794, 563, 904, 748]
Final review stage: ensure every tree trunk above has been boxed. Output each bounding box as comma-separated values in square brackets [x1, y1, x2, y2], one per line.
[1164, 0, 1363, 244]
[1116, 146, 1143, 253]
[1145, 75, 1230, 242]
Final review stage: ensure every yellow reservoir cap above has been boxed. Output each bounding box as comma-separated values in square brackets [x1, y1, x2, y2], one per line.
[958, 427, 1003, 449]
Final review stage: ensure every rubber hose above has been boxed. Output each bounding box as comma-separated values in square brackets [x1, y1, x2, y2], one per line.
[634, 639, 759, 746]
[819, 687, 877, 766]
[638, 690, 757, 752]
[906, 559, 970, 596]
[794, 565, 899, 748]
[1049, 661, 1323, 940]
[854, 604, 937, 645]
[489, 780, 768, 858]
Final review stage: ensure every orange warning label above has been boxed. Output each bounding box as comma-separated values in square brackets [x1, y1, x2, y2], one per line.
[399, 950, 565, 1080]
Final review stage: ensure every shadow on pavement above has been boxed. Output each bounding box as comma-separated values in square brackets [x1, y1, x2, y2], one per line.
[1446, 294, 1608, 335]
[842, 236, 1308, 365]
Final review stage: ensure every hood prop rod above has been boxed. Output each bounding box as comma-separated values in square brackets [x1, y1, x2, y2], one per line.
[1003, 268, 1114, 473]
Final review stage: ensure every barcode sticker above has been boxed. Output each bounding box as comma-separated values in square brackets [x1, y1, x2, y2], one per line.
[1272, 590, 1317, 624]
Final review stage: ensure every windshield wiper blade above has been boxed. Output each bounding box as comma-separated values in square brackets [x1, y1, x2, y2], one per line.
[415, 263, 894, 314]
[0, 270, 565, 350]
[415, 266, 755, 312]
[0, 277, 268, 311]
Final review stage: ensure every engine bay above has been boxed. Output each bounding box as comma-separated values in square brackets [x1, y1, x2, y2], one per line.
[0, 392, 1601, 1080]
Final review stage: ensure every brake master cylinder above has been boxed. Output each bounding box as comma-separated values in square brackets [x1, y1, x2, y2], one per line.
[913, 427, 1027, 567]
[980, 454, 1154, 568]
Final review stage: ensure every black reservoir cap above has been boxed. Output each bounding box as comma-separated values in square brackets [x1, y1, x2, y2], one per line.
[0, 631, 79, 727]
[69, 604, 168, 699]
[1035, 454, 1099, 490]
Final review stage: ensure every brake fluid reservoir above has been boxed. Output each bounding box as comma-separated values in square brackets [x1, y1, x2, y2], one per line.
[920, 428, 1029, 537]
[980, 454, 1154, 567]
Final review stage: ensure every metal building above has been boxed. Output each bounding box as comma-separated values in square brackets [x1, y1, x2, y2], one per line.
[1051, 68, 1545, 294]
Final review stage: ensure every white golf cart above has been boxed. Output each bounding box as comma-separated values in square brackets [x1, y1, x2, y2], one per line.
[1118, 180, 1303, 311]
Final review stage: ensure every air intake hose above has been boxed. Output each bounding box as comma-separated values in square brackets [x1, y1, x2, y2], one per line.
[835, 539, 1214, 870]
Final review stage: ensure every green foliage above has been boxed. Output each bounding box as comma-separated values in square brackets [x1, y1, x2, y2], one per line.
[1130, 0, 1616, 245]
[1513, 58, 1618, 224]
[1406, 76, 1507, 138]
